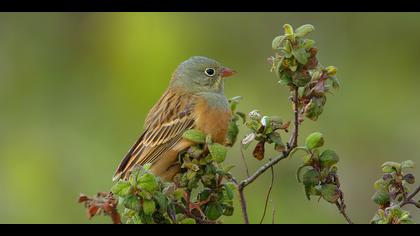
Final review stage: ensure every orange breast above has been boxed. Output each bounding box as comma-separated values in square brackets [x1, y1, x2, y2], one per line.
[194, 97, 232, 144]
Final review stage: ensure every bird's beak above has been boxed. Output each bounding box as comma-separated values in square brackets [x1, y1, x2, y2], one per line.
[221, 67, 236, 78]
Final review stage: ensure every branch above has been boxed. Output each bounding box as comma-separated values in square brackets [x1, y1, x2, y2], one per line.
[239, 153, 288, 190]
[240, 145, 250, 178]
[237, 87, 300, 224]
[406, 185, 420, 201]
[288, 87, 300, 149]
[259, 163, 275, 224]
[336, 202, 353, 224]
[333, 172, 354, 224]
[78, 192, 121, 224]
[399, 185, 420, 208]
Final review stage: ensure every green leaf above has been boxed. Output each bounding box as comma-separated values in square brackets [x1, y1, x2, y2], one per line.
[296, 165, 306, 183]
[384, 206, 414, 224]
[140, 212, 154, 224]
[187, 177, 199, 190]
[292, 47, 309, 65]
[274, 57, 284, 79]
[325, 66, 337, 76]
[295, 24, 315, 38]
[329, 75, 340, 89]
[248, 110, 262, 121]
[198, 189, 212, 202]
[293, 70, 311, 87]
[201, 174, 215, 187]
[283, 41, 293, 58]
[205, 203, 223, 221]
[303, 39, 316, 49]
[274, 143, 286, 152]
[111, 181, 132, 197]
[236, 111, 247, 124]
[182, 129, 207, 144]
[371, 191, 390, 205]
[179, 218, 196, 224]
[187, 146, 203, 159]
[138, 189, 153, 200]
[283, 24, 294, 35]
[403, 174, 415, 184]
[138, 173, 159, 193]
[173, 188, 186, 201]
[278, 73, 293, 86]
[319, 149, 339, 168]
[304, 96, 326, 121]
[208, 143, 227, 163]
[381, 162, 401, 173]
[260, 116, 271, 130]
[302, 168, 320, 187]
[143, 163, 152, 170]
[401, 160, 414, 169]
[311, 70, 322, 82]
[374, 178, 391, 191]
[186, 169, 197, 180]
[241, 132, 256, 150]
[223, 183, 235, 201]
[305, 132, 324, 150]
[320, 184, 340, 203]
[371, 209, 386, 224]
[225, 182, 237, 192]
[123, 196, 141, 211]
[304, 185, 321, 200]
[382, 166, 395, 173]
[272, 35, 286, 49]
[142, 199, 156, 215]
[223, 205, 234, 216]
[229, 96, 242, 112]
[225, 121, 239, 147]
[153, 191, 168, 213]
[245, 120, 260, 132]
[228, 96, 243, 105]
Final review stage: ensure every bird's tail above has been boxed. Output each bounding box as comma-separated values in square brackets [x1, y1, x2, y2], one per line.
[112, 133, 145, 182]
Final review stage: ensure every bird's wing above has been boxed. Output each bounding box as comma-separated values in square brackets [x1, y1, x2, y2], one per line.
[113, 88, 196, 181]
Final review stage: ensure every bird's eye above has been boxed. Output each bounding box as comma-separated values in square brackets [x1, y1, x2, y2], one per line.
[204, 68, 215, 77]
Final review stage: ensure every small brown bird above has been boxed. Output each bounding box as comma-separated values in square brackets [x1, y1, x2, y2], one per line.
[113, 56, 236, 182]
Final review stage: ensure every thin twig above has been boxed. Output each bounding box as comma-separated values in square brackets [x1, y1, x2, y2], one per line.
[237, 87, 301, 224]
[336, 202, 353, 224]
[399, 185, 420, 208]
[288, 87, 300, 149]
[240, 145, 250, 178]
[400, 200, 420, 208]
[259, 162, 275, 224]
[239, 153, 288, 190]
[174, 202, 217, 224]
[271, 206, 276, 224]
[399, 180, 408, 201]
[238, 186, 250, 224]
[406, 185, 420, 201]
[334, 174, 354, 224]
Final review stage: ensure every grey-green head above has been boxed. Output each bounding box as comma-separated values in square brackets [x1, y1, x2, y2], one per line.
[170, 56, 236, 94]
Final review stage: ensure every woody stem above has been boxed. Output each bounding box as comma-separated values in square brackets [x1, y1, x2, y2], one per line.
[237, 87, 300, 224]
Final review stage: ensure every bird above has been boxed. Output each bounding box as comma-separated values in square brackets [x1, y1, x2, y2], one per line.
[113, 56, 236, 182]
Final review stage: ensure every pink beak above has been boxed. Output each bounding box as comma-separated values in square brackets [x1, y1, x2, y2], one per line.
[221, 67, 236, 78]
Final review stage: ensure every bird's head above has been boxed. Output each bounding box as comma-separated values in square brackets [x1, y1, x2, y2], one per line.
[170, 56, 236, 94]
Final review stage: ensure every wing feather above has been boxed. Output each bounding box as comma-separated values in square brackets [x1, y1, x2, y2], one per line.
[113, 88, 196, 181]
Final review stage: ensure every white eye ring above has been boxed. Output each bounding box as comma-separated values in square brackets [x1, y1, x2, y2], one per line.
[204, 68, 216, 77]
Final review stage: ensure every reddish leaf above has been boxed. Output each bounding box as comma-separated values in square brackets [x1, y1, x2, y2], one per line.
[253, 141, 266, 161]
[78, 194, 89, 203]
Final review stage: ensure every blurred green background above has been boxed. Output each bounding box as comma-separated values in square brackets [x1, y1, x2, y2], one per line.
[0, 12, 419, 224]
